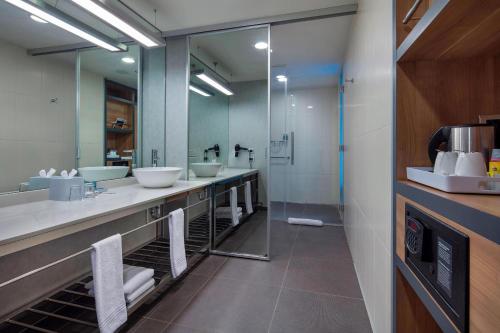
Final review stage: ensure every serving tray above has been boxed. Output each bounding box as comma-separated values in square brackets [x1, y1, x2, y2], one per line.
[406, 167, 500, 194]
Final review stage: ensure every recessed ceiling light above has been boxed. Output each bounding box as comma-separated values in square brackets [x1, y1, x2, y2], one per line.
[276, 75, 287, 82]
[307, 105, 314, 109]
[71, 0, 160, 48]
[30, 14, 47, 23]
[254, 41, 268, 50]
[121, 57, 135, 64]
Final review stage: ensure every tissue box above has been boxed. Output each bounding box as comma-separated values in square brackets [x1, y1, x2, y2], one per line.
[28, 177, 51, 191]
[49, 177, 84, 201]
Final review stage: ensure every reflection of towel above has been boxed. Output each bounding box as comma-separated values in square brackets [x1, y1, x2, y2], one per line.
[216, 206, 242, 213]
[216, 206, 242, 219]
[125, 278, 155, 304]
[230, 187, 240, 226]
[91, 234, 127, 333]
[288, 218, 323, 227]
[245, 181, 253, 214]
[169, 208, 187, 278]
[217, 211, 243, 220]
[85, 264, 154, 296]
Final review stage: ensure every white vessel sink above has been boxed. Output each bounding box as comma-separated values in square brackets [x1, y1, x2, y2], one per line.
[133, 167, 182, 188]
[191, 163, 222, 177]
[78, 166, 129, 182]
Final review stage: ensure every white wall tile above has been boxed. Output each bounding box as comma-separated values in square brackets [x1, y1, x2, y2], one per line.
[343, 0, 393, 332]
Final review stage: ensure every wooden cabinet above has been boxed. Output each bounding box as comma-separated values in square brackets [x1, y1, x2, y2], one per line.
[394, 1, 500, 332]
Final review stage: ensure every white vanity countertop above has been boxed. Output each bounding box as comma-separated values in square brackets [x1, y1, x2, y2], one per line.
[0, 180, 210, 248]
[189, 168, 258, 183]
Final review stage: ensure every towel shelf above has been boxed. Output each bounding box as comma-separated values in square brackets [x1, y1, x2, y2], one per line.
[0, 210, 211, 333]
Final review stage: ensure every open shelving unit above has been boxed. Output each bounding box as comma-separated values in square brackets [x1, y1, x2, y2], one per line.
[394, 1, 500, 332]
[105, 80, 137, 172]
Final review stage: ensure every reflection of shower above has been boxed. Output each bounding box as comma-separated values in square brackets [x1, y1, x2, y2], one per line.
[270, 133, 288, 155]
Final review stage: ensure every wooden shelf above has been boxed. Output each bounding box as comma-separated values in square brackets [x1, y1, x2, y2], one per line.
[107, 95, 136, 106]
[397, 0, 500, 62]
[106, 128, 133, 134]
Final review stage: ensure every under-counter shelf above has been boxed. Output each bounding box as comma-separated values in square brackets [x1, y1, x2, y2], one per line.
[397, 0, 500, 62]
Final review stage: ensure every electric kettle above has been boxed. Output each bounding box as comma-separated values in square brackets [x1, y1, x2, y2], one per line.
[428, 124, 498, 164]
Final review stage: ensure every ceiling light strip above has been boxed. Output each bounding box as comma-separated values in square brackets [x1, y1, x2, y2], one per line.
[196, 73, 234, 96]
[189, 85, 212, 97]
[71, 0, 163, 48]
[4, 0, 126, 52]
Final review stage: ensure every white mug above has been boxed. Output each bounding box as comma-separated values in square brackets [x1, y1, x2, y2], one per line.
[434, 151, 458, 176]
[454, 152, 487, 177]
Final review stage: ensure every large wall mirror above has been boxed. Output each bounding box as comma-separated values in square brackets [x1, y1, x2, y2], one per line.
[77, 45, 141, 174]
[188, 26, 270, 259]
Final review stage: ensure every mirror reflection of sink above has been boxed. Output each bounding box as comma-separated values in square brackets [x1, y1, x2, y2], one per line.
[78, 166, 129, 182]
[133, 167, 183, 188]
[191, 163, 222, 177]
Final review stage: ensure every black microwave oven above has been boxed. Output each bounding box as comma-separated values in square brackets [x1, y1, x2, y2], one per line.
[405, 204, 469, 332]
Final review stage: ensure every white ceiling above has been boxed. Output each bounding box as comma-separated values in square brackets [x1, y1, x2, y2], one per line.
[123, 0, 356, 32]
[189, 15, 353, 89]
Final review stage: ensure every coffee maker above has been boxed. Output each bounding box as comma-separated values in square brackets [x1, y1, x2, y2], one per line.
[428, 123, 499, 165]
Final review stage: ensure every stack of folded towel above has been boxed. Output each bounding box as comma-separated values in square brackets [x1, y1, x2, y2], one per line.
[86, 264, 155, 308]
[216, 206, 242, 219]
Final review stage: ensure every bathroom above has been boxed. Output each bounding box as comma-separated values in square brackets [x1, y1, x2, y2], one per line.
[1, 1, 499, 333]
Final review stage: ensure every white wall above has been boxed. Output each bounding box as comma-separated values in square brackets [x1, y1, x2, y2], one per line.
[78, 70, 104, 167]
[270, 86, 339, 205]
[342, 1, 393, 332]
[0, 40, 75, 193]
[228, 80, 268, 204]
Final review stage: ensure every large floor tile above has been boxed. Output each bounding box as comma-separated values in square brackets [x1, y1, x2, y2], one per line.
[269, 289, 371, 333]
[190, 255, 227, 278]
[284, 256, 362, 298]
[125, 318, 169, 333]
[292, 226, 351, 262]
[145, 274, 210, 322]
[173, 277, 280, 333]
[215, 257, 286, 287]
[164, 323, 223, 333]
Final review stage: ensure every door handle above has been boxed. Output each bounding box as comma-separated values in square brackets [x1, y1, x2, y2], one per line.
[290, 131, 295, 165]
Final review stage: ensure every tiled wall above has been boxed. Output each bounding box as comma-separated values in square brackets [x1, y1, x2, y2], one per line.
[78, 70, 104, 168]
[0, 40, 76, 193]
[228, 80, 268, 204]
[270, 86, 339, 205]
[343, 0, 393, 332]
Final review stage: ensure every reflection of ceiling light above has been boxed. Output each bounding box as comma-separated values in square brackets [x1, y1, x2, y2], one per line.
[196, 73, 234, 96]
[121, 57, 135, 64]
[276, 75, 287, 82]
[291, 104, 296, 107]
[307, 105, 314, 109]
[5, 0, 123, 51]
[254, 41, 268, 50]
[30, 14, 47, 23]
[189, 85, 212, 97]
[71, 0, 159, 48]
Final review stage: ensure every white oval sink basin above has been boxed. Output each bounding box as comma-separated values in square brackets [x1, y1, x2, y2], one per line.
[133, 167, 182, 188]
[191, 163, 222, 177]
[78, 166, 129, 182]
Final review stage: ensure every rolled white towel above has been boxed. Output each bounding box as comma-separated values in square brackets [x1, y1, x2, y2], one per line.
[86, 264, 154, 296]
[216, 206, 242, 213]
[287, 218, 324, 227]
[125, 278, 155, 304]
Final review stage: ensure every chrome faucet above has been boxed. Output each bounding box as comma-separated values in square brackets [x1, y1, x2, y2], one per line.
[152, 149, 159, 167]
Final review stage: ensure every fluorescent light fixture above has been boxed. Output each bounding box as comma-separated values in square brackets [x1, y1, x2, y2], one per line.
[196, 73, 234, 96]
[71, 0, 159, 48]
[189, 85, 212, 97]
[254, 41, 268, 50]
[30, 14, 47, 23]
[4, 0, 122, 51]
[121, 57, 135, 64]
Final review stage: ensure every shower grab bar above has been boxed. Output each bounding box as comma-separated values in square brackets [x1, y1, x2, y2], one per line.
[270, 156, 289, 159]
[214, 178, 257, 197]
[0, 197, 211, 290]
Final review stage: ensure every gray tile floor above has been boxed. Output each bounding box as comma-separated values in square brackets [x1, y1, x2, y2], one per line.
[122, 221, 371, 333]
[271, 202, 342, 225]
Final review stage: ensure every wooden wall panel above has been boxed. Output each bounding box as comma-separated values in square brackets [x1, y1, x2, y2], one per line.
[396, 194, 500, 332]
[396, 56, 499, 179]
